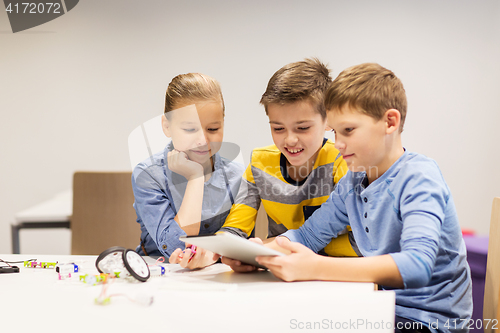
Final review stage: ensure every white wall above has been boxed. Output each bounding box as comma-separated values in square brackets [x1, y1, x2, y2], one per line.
[1, 0, 499, 254]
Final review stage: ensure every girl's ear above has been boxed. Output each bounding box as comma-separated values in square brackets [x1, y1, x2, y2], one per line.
[385, 109, 401, 134]
[161, 114, 172, 138]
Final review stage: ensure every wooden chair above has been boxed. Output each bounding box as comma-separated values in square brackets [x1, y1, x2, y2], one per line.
[71, 171, 139, 255]
[484, 197, 500, 332]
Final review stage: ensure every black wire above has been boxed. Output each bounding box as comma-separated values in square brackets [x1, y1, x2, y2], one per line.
[0, 258, 37, 267]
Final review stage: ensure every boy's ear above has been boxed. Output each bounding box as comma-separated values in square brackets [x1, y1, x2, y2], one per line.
[161, 114, 172, 138]
[384, 109, 401, 134]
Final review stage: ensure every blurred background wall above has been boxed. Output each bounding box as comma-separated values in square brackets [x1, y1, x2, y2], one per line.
[1, 0, 499, 254]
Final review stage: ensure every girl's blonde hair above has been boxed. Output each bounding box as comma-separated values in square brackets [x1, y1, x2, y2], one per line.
[164, 73, 224, 118]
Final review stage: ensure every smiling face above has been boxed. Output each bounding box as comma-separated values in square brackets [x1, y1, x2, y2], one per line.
[267, 100, 326, 179]
[327, 104, 403, 183]
[162, 101, 224, 170]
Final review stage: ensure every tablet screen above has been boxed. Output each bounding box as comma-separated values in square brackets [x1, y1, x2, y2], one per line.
[179, 233, 284, 268]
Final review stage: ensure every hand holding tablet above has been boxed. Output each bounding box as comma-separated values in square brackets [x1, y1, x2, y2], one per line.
[179, 232, 284, 269]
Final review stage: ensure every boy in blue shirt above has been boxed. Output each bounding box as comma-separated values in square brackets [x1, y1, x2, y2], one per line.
[257, 63, 472, 333]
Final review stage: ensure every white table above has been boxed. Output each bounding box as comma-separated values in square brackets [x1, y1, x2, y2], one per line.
[0, 254, 396, 333]
[11, 191, 72, 254]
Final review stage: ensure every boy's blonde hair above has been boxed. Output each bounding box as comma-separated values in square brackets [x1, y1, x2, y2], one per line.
[164, 73, 225, 118]
[325, 63, 407, 132]
[260, 58, 332, 119]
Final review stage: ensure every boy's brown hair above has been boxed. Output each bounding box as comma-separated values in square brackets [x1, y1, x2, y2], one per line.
[324, 63, 407, 132]
[260, 58, 332, 119]
[164, 73, 225, 118]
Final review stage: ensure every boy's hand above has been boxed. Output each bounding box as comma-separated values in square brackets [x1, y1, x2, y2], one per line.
[169, 245, 219, 269]
[221, 257, 259, 272]
[255, 237, 320, 282]
[221, 237, 263, 273]
[167, 149, 204, 180]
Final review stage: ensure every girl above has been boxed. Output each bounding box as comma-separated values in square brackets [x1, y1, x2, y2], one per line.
[132, 73, 244, 268]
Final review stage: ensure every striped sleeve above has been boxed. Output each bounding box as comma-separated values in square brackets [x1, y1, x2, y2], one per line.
[219, 162, 260, 237]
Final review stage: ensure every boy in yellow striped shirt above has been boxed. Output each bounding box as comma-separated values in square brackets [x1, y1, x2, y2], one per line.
[221, 59, 358, 272]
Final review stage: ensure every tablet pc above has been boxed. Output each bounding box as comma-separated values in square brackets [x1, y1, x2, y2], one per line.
[179, 233, 284, 268]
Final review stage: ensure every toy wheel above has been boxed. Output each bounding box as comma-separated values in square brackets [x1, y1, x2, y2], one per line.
[122, 249, 150, 282]
[95, 246, 126, 273]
